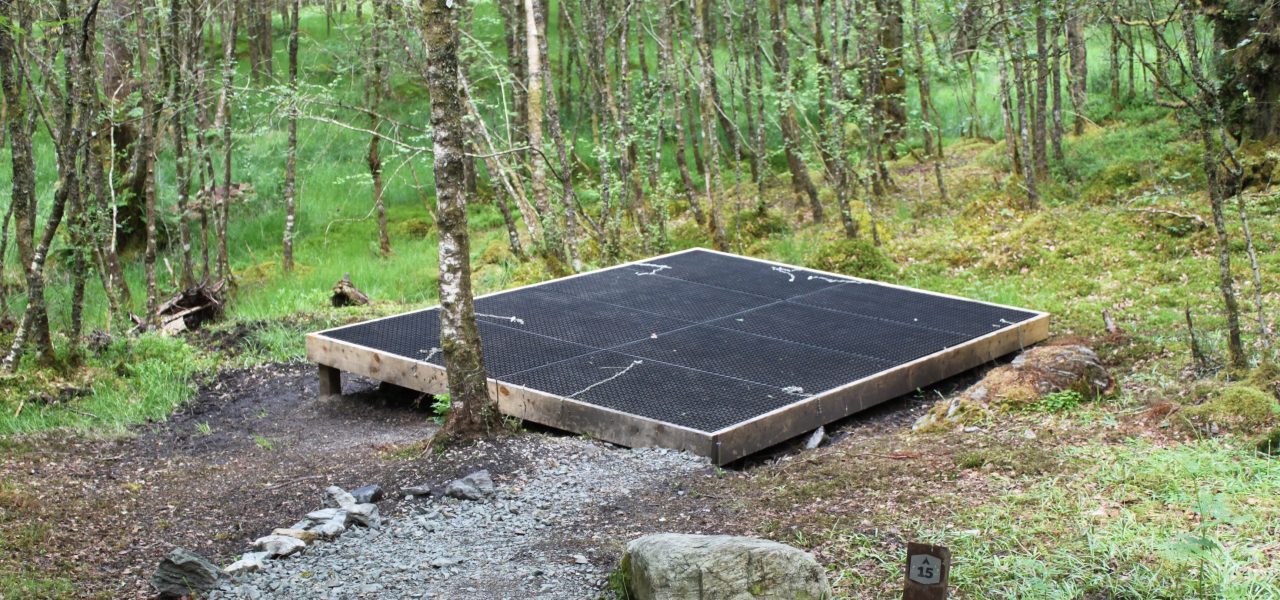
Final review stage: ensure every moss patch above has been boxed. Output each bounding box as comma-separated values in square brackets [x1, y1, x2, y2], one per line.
[1184, 385, 1280, 434]
[805, 237, 893, 279]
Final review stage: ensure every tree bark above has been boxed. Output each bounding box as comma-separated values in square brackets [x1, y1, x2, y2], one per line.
[769, 0, 823, 222]
[1001, 0, 1039, 207]
[661, 6, 708, 229]
[368, 0, 390, 257]
[1067, 8, 1087, 135]
[168, 0, 195, 287]
[910, 0, 947, 201]
[421, 0, 498, 442]
[876, 0, 906, 150]
[1032, 4, 1049, 177]
[283, 0, 300, 270]
[1050, 15, 1064, 162]
[139, 0, 161, 327]
[215, 0, 239, 280]
[525, 0, 556, 255]
[693, 0, 729, 248]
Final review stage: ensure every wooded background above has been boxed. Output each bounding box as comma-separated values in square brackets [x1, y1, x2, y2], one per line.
[0, 0, 1275, 373]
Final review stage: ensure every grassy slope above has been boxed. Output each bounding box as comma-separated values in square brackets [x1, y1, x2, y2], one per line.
[0, 4, 1277, 598]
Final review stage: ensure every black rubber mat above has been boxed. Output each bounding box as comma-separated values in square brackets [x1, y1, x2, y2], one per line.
[320, 249, 1040, 433]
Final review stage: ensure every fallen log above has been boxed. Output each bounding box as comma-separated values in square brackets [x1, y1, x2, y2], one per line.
[132, 279, 227, 335]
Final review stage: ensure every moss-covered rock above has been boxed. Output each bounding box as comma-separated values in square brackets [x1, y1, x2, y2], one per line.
[805, 237, 893, 280]
[732, 208, 791, 239]
[1184, 385, 1279, 434]
[914, 344, 1112, 431]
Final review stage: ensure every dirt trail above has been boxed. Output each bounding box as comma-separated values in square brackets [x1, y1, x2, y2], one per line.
[0, 355, 990, 598]
[2, 363, 441, 598]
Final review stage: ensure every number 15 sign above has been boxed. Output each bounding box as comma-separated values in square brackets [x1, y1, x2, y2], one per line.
[903, 542, 951, 600]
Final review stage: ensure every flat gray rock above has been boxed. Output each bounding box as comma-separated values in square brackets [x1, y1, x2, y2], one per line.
[323, 486, 357, 509]
[444, 470, 495, 501]
[252, 534, 306, 558]
[152, 547, 224, 598]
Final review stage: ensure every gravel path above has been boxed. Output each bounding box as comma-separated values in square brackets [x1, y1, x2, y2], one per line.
[210, 436, 708, 599]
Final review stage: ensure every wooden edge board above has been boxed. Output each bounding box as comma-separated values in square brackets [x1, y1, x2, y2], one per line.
[306, 332, 717, 458]
[307, 310, 1047, 465]
[711, 311, 1051, 464]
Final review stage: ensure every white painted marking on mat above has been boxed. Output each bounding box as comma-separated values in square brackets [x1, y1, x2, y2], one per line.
[477, 313, 526, 325]
[633, 263, 671, 276]
[568, 360, 644, 398]
[772, 266, 796, 282]
[806, 274, 853, 283]
[419, 347, 442, 361]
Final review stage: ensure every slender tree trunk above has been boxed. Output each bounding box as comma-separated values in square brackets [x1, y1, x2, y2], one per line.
[662, 4, 707, 228]
[526, 0, 558, 256]
[216, 0, 239, 280]
[498, 0, 527, 147]
[910, 0, 947, 200]
[1179, 9, 1245, 369]
[829, 0, 858, 238]
[421, 0, 497, 442]
[166, 0, 195, 288]
[367, 0, 390, 257]
[875, 0, 906, 149]
[283, 0, 300, 270]
[1032, 4, 1049, 177]
[693, 0, 728, 248]
[1050, 15, 1064, 162]
[749, 0, 766, 199]
[0, 0, 36, 313]
[996, 36, 1020, 173]
[140, 3, 161, 327]
[1002, 0, 1039, 207]
[1067, 8, 1087, 135]
[461, 73, 526, 259]
[769, 0, 823, 222]
[537, 1, 579, 271]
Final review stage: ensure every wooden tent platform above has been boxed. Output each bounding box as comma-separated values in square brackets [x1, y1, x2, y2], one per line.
[307, 249, 1049, 465]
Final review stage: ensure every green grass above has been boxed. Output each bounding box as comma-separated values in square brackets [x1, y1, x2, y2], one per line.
[821, 440, 1280, 599]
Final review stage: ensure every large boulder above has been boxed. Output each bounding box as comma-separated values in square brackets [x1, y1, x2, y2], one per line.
[914, 344, 1112, 430]
[620, 534, 831, 600]
[151, 548, 224, 598]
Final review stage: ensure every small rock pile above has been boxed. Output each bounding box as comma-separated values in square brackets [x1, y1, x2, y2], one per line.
[225, 484, 386, 576]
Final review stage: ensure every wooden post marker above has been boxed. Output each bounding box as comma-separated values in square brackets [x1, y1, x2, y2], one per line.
[903, 542, 950, 600]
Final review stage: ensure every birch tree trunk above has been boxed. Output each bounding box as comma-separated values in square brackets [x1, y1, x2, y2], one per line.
[421, 0, 498, 442]
[368, 0, 390, 257]
[215, 0, 239, 280]
[283, 0, 300, 270]
[910, 0, 947, 200]
[1067, 9, 1087, 135]
[525, 0, 557, 255]
[693, 0, 729, 248]
[769, 0, 823, 222]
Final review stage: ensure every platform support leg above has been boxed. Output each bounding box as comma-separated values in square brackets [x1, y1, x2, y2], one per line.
[318, 365, 342, 398]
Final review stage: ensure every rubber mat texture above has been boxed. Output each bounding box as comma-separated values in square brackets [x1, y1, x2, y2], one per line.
[320, 249, 1038, 433]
